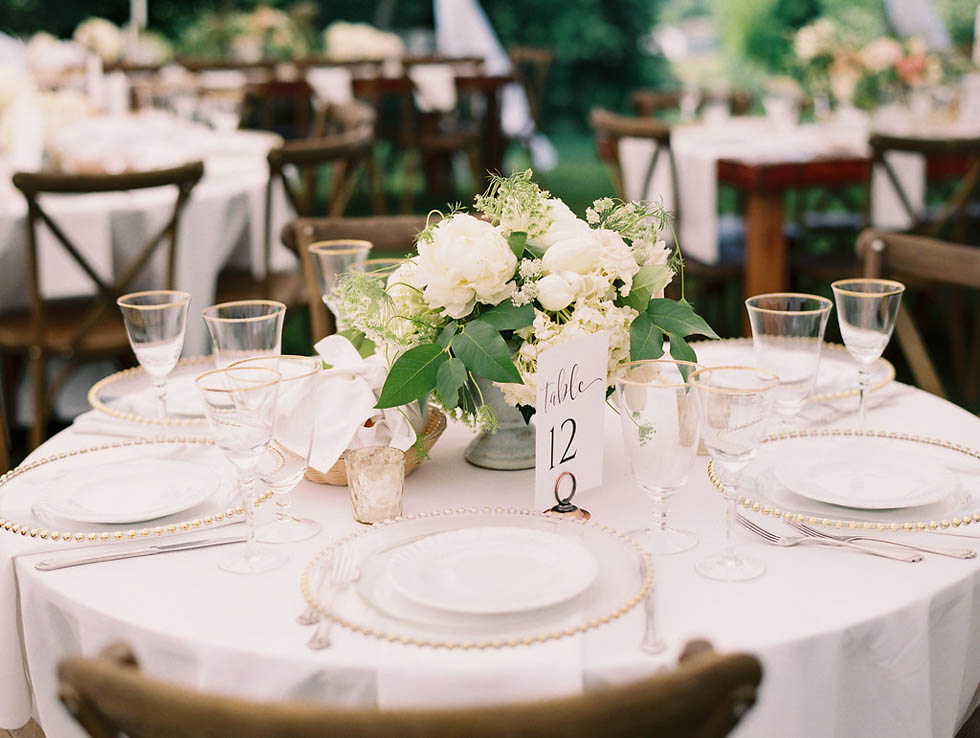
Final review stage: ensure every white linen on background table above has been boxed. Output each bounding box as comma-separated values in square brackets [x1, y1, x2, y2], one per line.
[5, 382, 980, 737]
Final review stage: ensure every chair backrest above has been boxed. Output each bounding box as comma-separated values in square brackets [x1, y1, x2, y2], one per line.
[284, 214, 429, 342]
[869, 134, 980, 243]
[630, 89, 752, 118]
[588, 108, 678, 219]
[856, 228, 980, 398]
[59, 640, 761, 738]
[11, 162, 204, 355]
[508, 46, 554, 129]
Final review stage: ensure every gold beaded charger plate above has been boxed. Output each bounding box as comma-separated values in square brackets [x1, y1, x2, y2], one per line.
[709, 429, 980, 532]
[691, 339, 894, 403]
[0, 437, 265, 545]
[88, 356, 212, 428]
[301, 508, 652, 649]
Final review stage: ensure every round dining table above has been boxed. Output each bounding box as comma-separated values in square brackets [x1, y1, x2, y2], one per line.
[2, 378, 980, 738]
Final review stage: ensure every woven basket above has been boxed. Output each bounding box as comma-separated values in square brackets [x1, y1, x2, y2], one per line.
[305, 409, 447, 486]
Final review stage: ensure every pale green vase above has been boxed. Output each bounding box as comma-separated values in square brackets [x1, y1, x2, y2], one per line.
[464, 375, 535, 470]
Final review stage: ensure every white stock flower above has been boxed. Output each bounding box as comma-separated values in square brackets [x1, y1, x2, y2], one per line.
[859, 38, 903, 73]
[596, 228, 639, 288]
[416, 214, 517, 319]
[73, 18, 123, 64]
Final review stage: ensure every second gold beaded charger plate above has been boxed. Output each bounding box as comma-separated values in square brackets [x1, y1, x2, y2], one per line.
[88, 357, 211, 427]
[302, 509, 652, 649]
[0, 438, 256, 544]
[711, 429, 980, 532]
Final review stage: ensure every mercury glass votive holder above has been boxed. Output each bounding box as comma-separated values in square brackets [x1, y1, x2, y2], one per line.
[345, 446, 406, 524]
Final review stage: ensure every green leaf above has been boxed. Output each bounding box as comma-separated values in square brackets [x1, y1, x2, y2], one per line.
[507, 231, 527, 259]
[452, 320, 523, 384]
[667, 333, 697, 381]
[436, 320, 458, 349]
[630, 312, 665, 361]
[647, 298, 719, 339]
[336, 328, 375, 358]
[436, 357, 467, 410]
[624, 264, 672, 311]
[376, 344, 447, 408]
[478, 301, 534, 331]
[524, 241, 545, 259]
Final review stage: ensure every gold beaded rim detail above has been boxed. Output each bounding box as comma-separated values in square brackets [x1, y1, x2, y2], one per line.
[300, 507, 654, 650]
[0, 437, 274, 544]
[690, 338, 895, 403]
[706, 428, 980, 533]
[87, 356, 211, 427]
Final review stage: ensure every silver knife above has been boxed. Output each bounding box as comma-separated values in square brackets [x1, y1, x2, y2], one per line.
[34, 535, 247, 571]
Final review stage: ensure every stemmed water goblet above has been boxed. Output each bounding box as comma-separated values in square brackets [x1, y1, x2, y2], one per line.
[745, 292, 833, 426]
[831, 279, 905, 426]
[309, 240, 373, 321]
[117, 290, 191, 419]
[614, 359, 702, 555]
[231, 355, 322, 544]
[690, 366, 778, 582]
[202, 300, 286, 369]
[196, 365, 286, 574]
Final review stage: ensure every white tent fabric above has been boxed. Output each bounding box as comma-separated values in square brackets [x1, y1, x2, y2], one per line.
[884, 0, 951, 50]
[433, 0, 557, 171]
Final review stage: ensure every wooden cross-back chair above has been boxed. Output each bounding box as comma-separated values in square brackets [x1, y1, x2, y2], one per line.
[4, 162, 204, 449]
[509, 46, 554, 131]
[869, 133, 980, 244]
[629, 89, 753, 119]
[857, 229, 980, 401]
[283, 214, 430, 342]
[58, 640, 761, 738]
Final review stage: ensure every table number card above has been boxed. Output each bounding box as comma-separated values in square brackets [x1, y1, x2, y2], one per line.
[534, 331, 609, 510]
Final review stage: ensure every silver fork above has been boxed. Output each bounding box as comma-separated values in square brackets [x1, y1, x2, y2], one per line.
[736, 514, 923, 563]
[307, 547, 356, 650]
[297, 556, 331, 626]
[786, 519, 976, 560]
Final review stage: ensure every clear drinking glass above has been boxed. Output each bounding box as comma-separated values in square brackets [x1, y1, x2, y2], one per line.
[345, 446, 406, 524]
[196, 365, 286, 574]
[309, 240, 373, 319]
[614, 359, 702, 555]
[202, 300, 286, 369]
[690, 366, 778, 582]
[232, 355, 322, 544]
[831, 279, 905, 427]
[350, 257, 405, 283]
[117, 290, 191, 418]
[745, 292, 833, 422]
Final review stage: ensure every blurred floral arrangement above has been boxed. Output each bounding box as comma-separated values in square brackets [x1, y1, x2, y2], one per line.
[323, 21, 405, 61]
[333, 170, 716, 431]
[0, 64, 92, 156]
[179, 5, 315, 62]
[793, 18, 968, 111]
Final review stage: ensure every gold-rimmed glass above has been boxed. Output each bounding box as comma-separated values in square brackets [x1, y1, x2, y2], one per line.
[745, 292, 833, 421]
[117, 290, 191, 419]
[231, 355, 322, 544]
[350, 257, 406, 284]
[831, 278, 905, 427]
[309, 240, 373, 319]
[690, 365, 778, 582]
[202, 299, 286, 369]
[196, 365, 286, 574]
[614, 359, 702, 555]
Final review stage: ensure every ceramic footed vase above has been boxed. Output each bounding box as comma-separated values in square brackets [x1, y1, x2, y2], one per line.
[463, 375, 535, 470]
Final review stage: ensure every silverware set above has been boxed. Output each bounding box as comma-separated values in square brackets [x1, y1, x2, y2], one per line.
[300, 547, 358, 650]
[736, 514, 976, 563]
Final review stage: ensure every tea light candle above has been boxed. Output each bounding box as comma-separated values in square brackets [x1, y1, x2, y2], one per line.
[345, 446, 406, 524]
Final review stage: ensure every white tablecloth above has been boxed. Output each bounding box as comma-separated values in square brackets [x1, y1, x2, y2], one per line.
[0, 118, 295, 356]
[620, 116, 963, 264]
[3, 382, 980, 736]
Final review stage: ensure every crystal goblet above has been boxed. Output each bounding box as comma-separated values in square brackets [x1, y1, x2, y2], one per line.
[202, 299, 286, 369]
[309, 240, 373, 320]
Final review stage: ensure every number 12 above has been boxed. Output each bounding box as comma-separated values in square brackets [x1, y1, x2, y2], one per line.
[549, 418, 577, 470]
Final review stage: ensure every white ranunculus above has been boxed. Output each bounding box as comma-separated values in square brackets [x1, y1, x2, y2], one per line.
[859, 38, 903, 73]
[73, 18, 123, 64]
[416, 214, 517, 319]
[535, 273, 581, 311]
[541, 229, 600, 275]
[595, 227, 640, 285]
[539, 199, 590, 248]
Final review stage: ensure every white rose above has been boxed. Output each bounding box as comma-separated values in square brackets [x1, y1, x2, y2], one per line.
[73, 18, 122, 64]
[536, 273, 581, 311]
[541, 230, 600, 275]
[416, 214, 517, 319]
[595, 228, 639, 285]
[859, 38, 903, 73]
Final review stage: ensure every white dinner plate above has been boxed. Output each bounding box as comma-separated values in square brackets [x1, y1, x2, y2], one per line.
[772, 438, 957, 510]
[35, 459, 222, 524]
[386, 527, 599, 616]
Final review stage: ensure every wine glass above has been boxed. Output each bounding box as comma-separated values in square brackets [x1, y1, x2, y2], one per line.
[202, 300, 286, 369]
[614, 359, 702, 555]
[231, 355, 322, 544]
[690, 366, 778, 582]
[196, 365, 286, 574]
[309, 240, 373, 319]
[745, 293, 833, 423]
[351, 257, 405, 284]
[831, 279, 905, 426]
[117, 290, 191, 418]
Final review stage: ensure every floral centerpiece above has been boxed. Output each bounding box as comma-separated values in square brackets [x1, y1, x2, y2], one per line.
[73, 18, 124, 65]
[333, 171, 716, 462]
[322, 22, 405, 62]
[180, 5, 313, 62]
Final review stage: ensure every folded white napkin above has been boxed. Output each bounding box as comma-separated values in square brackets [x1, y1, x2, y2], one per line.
[408, 64, 457, 113]
[309, 336, 425, 473]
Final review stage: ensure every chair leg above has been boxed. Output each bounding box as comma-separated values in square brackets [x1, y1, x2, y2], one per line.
[28, 348, 46, 451]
